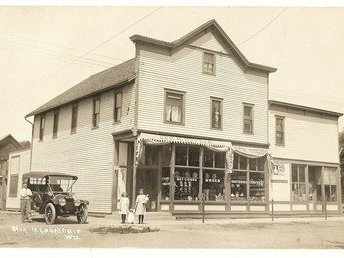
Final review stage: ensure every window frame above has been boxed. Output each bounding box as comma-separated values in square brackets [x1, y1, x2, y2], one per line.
[202, 52, 216, 75]
[275, 115, 285, 146]
[114, 89, 122, 123]
[210, 97, 223, 130]
[39, 113, 45, 141]
[9, 174, 19, 197]
[243, 103, 254, 134]
[92, 96, 101, 128]
[231, 154, 266, 203]
[163, 89, 185, 126]
[291, 164, 307, 203]
[52, 109, 59, 139]
[71, 103, 78, 134]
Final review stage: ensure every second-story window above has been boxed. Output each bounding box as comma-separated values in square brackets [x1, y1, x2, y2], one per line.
[93, 96, 100, 128]
[203, 52, 215, 75]
[39, 114, 45, 141]
[53, 110, 59, 138]
[275, 116, 285, 145]
[71, 103, 78, 133]
[114, 90, 122, 123]
[211, 98, 222, 129]
[243, 104, 254, 134]
[165, 90, 184, 125]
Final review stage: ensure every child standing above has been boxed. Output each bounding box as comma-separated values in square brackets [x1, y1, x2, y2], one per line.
[135, 189, 149, 224]
[127, 209, 135, 224]
[119, 192, 129, 224]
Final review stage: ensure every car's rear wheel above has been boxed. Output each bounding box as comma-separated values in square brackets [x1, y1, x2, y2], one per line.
[45, 203, 57, 225]
[77, 204, 88, 224]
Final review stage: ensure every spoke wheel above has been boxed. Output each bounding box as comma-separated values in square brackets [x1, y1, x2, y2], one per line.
[77, 204, 88, 224]
[45, 203, 57, 225]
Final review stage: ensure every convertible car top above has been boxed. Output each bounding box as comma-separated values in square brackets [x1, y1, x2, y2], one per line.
[22, 171, 78, 180]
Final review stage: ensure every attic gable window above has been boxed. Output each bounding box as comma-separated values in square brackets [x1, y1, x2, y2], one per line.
[203, 52, 215, 75]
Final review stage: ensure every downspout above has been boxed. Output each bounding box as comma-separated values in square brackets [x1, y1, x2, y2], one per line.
[24, 115, 34, 173]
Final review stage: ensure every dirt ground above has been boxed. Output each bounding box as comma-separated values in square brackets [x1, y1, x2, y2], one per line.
[1, 211, 344, 248]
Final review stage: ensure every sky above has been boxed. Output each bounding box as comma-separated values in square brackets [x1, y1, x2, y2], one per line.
[0, 6, 344, 141]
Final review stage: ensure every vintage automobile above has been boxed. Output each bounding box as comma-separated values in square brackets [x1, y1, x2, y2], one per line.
[22, 171, 89, 225]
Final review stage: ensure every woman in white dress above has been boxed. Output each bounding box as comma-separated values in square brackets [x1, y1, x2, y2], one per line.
[135, 189, 149, 224]
[119, 192, 129, 224]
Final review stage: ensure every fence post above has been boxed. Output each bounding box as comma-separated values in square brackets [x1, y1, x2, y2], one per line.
[271, 198, 274, 222]
[201, 193, 205, 223]
[324, 198, 327, 220]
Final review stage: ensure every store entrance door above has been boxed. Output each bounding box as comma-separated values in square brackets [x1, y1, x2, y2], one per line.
[308, 166, 322, 211]
[136, 168, 158, 212]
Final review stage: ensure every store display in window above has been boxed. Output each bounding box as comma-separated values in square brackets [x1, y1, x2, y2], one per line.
[174, 169, 199, 201]
[249, 172, 265, 202]
[231, 171, 247, 200]
[202, 170, 225, 201]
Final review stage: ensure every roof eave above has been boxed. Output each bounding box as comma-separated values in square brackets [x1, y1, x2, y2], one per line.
[130, 20, 277, 74]
[269, 100, 344, 117]
[25, 77, 136, 118]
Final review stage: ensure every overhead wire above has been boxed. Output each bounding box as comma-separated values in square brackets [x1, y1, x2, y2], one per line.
[2, 7, 162, 109]
[239, 8, 288, 46]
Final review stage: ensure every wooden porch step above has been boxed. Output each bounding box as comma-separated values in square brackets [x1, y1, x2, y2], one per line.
[105, 212, 176, 221]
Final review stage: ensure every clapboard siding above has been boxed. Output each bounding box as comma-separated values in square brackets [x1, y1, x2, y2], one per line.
[6, 149, 31, 210]
[269, 109, 339, 164]
[138, 36, 268, 144]
[190, 30, 228, 53]
[31, 89, 130, 213]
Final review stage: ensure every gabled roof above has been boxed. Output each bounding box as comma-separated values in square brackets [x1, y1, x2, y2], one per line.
[0, 134, 22, 149]
[26, 58, 136, 117]
[269, 100, 343, 117]
[130, 19, 277, 73]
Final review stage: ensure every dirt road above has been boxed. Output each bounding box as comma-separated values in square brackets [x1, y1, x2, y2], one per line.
[1, 212, 344, 248]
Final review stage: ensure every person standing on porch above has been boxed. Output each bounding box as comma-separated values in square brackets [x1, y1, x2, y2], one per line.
[119, 192, 130, 224]
[20, 181, 32, 223]
[135, 189, 149, 224]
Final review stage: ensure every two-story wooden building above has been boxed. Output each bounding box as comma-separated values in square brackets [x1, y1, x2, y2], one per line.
[23, 20, 342, 216]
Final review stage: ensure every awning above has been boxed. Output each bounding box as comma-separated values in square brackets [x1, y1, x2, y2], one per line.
[135, 133, 273, 175]
[137, 133, 232, 148]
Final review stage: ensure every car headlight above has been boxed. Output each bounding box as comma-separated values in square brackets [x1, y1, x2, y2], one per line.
[59, 197, 66, 206]
[74, 199, 81, 207]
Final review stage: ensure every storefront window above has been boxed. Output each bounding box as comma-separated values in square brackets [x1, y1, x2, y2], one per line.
[161, 167, 170, 201]
[215, 152, 226, 168]
[202, 170, 225, 201]
[249, 172, 265, 202]
[144, 145, 159, 165]
[203, 148, 213, 167]
[323, 167, 338, 202]
[175, 146, 187, 166]
[174, 168, 199, 201]
[188, 147, 200, 167]
[291, 164, 306, 202]
[231, 171, 247, 200]
[231, 154, 266, 202]
[161, 145, 172, 166]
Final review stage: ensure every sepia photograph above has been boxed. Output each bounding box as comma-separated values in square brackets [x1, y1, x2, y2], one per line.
[0, 2, 344, 253]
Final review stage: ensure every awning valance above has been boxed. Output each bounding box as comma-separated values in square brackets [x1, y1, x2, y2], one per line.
[134, 133, 273, 175]
[137, 133, 232, 148]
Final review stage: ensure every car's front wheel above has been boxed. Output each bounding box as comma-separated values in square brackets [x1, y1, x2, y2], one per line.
[45, 203, 57, 225]
[77, 204, 88, 224]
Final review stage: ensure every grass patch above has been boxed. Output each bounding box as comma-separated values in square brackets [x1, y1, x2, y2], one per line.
[89, 225, 160, 235]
